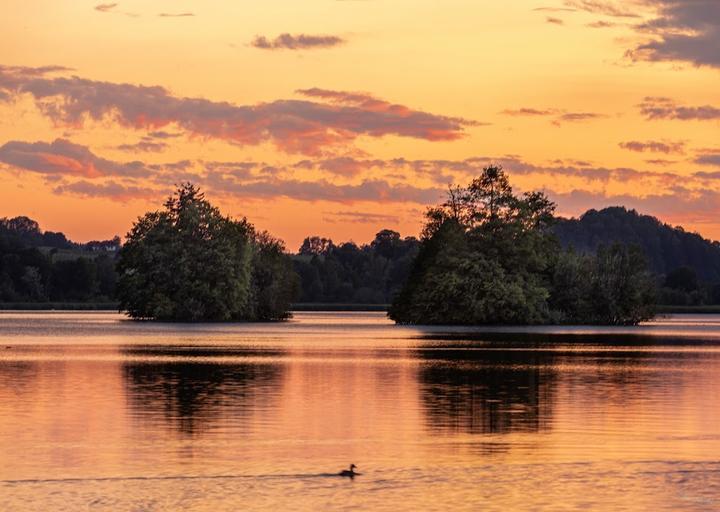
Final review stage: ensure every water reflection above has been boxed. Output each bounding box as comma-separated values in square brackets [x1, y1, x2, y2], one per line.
[122, 347, 285, 435]
[417, 344, 556, 435]
[0, 360, 39, 393]
[2, 313, 720, 511]
[415, 331, 720, 443]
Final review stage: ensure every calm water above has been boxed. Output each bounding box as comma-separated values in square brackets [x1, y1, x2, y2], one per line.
[0, 312, 719, 511]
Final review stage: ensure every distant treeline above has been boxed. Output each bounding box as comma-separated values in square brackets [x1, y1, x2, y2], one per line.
[0, 216, 119, 302]
[292, 231, 418, 304]
[554, 208, 720, 307]
[2, 196, 720, 310]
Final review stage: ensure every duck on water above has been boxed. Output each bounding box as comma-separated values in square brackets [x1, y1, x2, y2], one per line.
[339, 464, 360, 478]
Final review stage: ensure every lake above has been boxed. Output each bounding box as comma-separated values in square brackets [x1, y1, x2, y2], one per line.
[0, 311, 719, 511]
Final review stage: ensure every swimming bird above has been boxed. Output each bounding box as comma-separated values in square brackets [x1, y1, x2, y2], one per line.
[339, 464, 360, 477]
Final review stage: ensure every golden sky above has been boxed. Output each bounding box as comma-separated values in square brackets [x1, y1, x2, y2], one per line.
[0, 0, 718, 249]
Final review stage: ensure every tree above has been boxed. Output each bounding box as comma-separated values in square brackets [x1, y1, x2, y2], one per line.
[391, 166, 558, 325]
[250, 231, 299, 320]
[298, 236, 335, 256]
[116, 183, 296, 321]
[390, 166, 656, 326]
[664, 266, 699, 292]
[587, 244, 656, 325]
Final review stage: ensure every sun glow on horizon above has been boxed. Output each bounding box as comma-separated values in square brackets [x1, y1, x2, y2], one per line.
[1, 0, 719, 248]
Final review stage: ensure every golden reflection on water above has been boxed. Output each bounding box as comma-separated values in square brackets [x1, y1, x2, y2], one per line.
[0, 312, 719, 511]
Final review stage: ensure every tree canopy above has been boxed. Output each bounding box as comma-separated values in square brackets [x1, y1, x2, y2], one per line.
[389, 166, 656, 325]
[116, 184, 297, 321]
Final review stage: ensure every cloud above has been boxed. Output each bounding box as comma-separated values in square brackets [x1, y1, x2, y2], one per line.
[573, 1, 720, 69]
[553, 112, 605, 125]
[551, 187, 720, 225]
[533, 7, 577, 12]
[0, 65, 73, 77]
[53, 180, 157, 201]
[628, 0, 720, 68]
[158, 12, 195, 17]
[500, 107, 604, 125]
[638, 97, 720, 120]
[645, 158, 678, 166]
[323, 211, 399, 224]
[0, 137, 690, 193]
[564, 0, 640, 18]
[0, 65, 474, 156]
[147, 130, 182, 139]
[586, 20, 617, 28]
[546, 17, 565, 25]
[94, 3, 117, 13]
[693, 171, 720, 180]
[501, 108, 554, 116]
[3, 137, 709, 219]
[116, 140, 169, 153]
[93, 2, 138, 17]
[0, 139, 150, 178]
[251, 33, 346, 51]
[284, 154, 685, 189]
[204, 172, 444, 204]
[693, 150, 720, 167]
[619, 140, 685, 154]
[294, 156, 387, 176]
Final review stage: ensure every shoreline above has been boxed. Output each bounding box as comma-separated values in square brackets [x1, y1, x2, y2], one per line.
[1, 303, 720, 315]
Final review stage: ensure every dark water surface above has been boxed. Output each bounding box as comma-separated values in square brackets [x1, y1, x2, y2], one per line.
[0, 312, 719, 511]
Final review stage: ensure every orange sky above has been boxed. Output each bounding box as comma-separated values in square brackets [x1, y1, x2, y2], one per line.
[0, 0, 719, 249]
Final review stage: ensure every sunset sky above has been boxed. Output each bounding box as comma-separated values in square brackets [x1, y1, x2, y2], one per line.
[1, 0, 718, 249]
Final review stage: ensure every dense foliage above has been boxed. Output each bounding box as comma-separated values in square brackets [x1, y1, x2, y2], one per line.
[0, 216, 118, 302]
[116, 184, 298, 321]
[555, 208, 720, 306]
[293, 230, 419, 304]
[389, 166, 656, 325]
[555, 207, 720, 281]
[4, 178, 720, 316]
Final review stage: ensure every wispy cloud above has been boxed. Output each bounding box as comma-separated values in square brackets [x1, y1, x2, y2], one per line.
[295, 156, 387, 176]
[501, 108, 556, 116]
[619, 140, 685, 154]
[4, 137, 713, 226]
[694, 150, 720, 167]
[586, 20, 617, 28]
[251, 33, 346, 51]
[53, 180, 157, 200]
[645, 158, 678, 166]
[204, 175, 444, 204]
[638, 97, 720, 121]
[93, 2, 137, 17]
[158, 12, 194, 18]
[147, 130, 182, 139]
[94, 3, 117, 13]
[628, 0, 720, 69]
[564, 0, 640, 18]
[116, 139, 169, 153]
[571, 0, 720, 69]
[0, 139, 151, 178]
[0, 65, 475, 156]
[553, 112, 605, 125]
[500, 106, 604, 125]
[323, 211, 399, 224]
[533, 7, 577, 13]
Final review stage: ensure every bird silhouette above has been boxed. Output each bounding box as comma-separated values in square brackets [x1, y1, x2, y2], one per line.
[339, 464, 360, 478]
